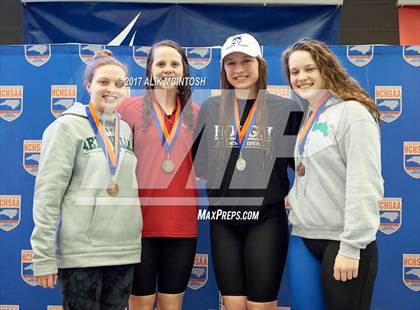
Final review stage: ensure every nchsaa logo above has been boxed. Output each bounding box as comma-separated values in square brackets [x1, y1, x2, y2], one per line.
[133, 46, 151, 68]
[0, 306, 19, 310]
[402, 46, 420, 67]
[24, 44, 51, 67]
[51, 85, 77, 118]
[188, 254, 208, 290]
[186, 47, 211, 70]
[375, 86, 402, 123]
[403, 254, 420, 292]
[79, 44, 104, 64]
[347, 45, 374, 67]
[0, 86, 23, 122]
[403, 141, 420, 179]
[379, 198, 401, 235]
[23, 140, 42, 176]
[21, 250, 37, 286]
[268, 85, 291, 99]
[0, 195, 21, 232]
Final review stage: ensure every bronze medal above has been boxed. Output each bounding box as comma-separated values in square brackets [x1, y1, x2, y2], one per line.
[296, 162, 305, 177]
[86, 102, 122, 198]
[107, 183, 119, 196]
[162, 159, 175, 173]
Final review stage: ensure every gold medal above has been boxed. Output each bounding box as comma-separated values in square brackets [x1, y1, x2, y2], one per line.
[162, 159, 175, 173]
[236, 151, 246, 172]
[107, 183, 119, 196]
[296, 162, 305, 177]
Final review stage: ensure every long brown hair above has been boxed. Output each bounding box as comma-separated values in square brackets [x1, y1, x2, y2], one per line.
[282, 38, 380, 122]
[143, 40, 194, 130]
[218, 56, 271, 159]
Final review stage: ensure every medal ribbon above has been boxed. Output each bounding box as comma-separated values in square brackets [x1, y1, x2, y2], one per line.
[151, 95, 182, 153]
[297, 93, 331, 155]
[85, 102, 120, 175]
[233, 97, 257, 151]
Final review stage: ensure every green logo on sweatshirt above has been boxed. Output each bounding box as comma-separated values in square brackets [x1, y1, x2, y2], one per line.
[83, 136, 133, 153]
[312, 122, 328, 137]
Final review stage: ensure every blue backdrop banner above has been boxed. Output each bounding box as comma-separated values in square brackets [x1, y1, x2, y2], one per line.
[0, 43, 419, 310]
[23, 3, 340, 46]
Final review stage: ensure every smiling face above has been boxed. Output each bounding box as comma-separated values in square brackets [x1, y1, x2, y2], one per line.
[288, 50, 327, 106]
[86, 64, 127, 113]
[223, 52, 259, 98]
[150, 45, 184, 89]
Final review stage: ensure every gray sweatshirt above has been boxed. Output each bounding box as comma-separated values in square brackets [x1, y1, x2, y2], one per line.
[288, 99, 383, 259]
[31, 102, 142, 276]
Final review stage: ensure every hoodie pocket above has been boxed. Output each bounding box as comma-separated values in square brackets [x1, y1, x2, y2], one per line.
[84, 197, 142, 247]
[289, 176, 343, 230]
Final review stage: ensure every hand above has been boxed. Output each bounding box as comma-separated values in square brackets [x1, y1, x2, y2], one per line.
[36, 274, 58, 288]
[334, 254, 359, 282]
[284, 196, 290, 209]
[333, 254, 359, 282]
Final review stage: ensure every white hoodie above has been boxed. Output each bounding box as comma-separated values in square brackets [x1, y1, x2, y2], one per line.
[288, 99, 383, 260]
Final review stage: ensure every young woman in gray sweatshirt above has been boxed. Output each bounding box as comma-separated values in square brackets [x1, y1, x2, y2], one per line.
[283, 39, 383, 310]
[30, 50, 142, 309]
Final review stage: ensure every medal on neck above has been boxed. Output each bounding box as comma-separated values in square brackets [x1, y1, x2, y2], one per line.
[151, 95, 182, 173]
[85, 102, 121, 196]
[296, 93, 330, 177]
[233, 97, 257, 172]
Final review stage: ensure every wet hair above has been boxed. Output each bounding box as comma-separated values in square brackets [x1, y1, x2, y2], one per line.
[282, 38, 380, 122]
[143, 40, 194, 130]
[218, 55, 271, 160]
[83, 49, 128, 87]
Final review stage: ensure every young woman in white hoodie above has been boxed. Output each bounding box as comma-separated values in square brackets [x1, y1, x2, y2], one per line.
[30, 50, 142, 310]
[283, 39, 383, 310]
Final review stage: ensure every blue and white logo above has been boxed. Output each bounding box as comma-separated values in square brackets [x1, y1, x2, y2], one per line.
[24, 44, 51, 67]
[0, 86, 23, 122]
[79, 44, 105, 64]
[21, 250, 37, 287]
[404, 142, 420, 179]
[133, 46, 151, 69]
[403, 45, 420, 67]
[347, 45, 374, 67]
[379, 198, 401, 235]
[188, 254, 208, 290]
[375, 86, 402, 123]
[186, 48, 212, 70]
[0, 195, 21, 232]
[51, 85, 77, 118]
[23, 140, 42, 176]
[403, 254, 420, 292]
